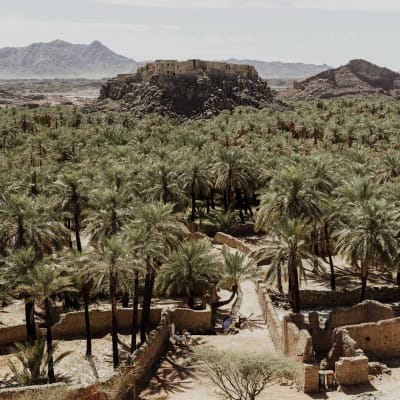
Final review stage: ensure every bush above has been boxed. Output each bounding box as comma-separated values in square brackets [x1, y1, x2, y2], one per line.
[194, 347, 298, 400]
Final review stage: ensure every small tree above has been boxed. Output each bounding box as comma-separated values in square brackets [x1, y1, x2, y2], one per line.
[8, 339, 71, 386]
[195, 348, 297, 400]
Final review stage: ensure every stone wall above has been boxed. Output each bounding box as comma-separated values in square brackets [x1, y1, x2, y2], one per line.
[0, 311, 171, 400]
[282, 314, 314, 363]
[297, 364, 319, 394]
[309, 301, 394, 353]
[131, 310, 170, 382]
[171, 306, 212, 331]
[256, 283, 283, 352]
[52, 308, 162, 340]
[0, 306, 212, 348]
[344, 317, 400, 359]
[212, 232, 251, 254]
[0, 325, 40, 347]
[335, 356, 369, 386]
[300, 286, 400, 308]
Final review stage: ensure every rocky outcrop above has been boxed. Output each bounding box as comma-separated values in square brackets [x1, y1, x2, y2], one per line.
[281, 59, 400, 100]
[97, 64, 274, 118]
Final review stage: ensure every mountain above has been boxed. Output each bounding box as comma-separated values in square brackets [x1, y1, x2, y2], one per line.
[227, 59, 331, 80]
[0, 40, 144, 79]
[282, 59, 400, 99]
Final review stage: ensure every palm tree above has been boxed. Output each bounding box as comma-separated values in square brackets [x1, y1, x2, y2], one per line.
[259, 218, 314, 313]
[55, 174, 88, 252]
[0, 195, 67, 343]
[65, 250, 95, 357]
[157, 240, 223, 308]
[84, 188, 132, 243]
[335, 198, 397, 302]
[5, 247, 38, 343]
[132, 202, 187, 343]
[255, 165, 321, 233]
[213, 148, 255, 216]
[123, 228, 148, 353]
[85, 236, 128, 368]
[18, 261, 76, 383]
[181, 161, 210, 222]
[218, 249, 258, 313]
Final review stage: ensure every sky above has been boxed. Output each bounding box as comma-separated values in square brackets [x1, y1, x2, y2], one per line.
[1, 0, 400, 69]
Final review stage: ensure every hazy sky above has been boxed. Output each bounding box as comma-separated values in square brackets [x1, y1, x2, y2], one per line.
[1, 0, 400, 69]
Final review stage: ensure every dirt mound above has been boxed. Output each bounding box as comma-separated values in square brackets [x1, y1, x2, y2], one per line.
[280, 59, 400, 100]
[96, 68, 274, 119]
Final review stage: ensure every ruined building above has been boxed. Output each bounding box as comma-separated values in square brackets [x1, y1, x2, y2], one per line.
[133, 59, 258, 81]
[99, 59, 273, 118]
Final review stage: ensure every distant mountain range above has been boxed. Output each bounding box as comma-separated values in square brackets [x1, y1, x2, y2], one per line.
[227, 59, 331, 80]
[0, 40, 144, 79]
[0, 40, 333, 80]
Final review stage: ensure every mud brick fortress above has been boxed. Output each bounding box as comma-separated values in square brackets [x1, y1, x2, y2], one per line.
[119, 59, 259, 81]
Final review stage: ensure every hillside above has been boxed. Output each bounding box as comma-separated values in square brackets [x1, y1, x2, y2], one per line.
[97, 60, 274, 118]
[0, 40, 143, 79]
[281, 59, 400, 99]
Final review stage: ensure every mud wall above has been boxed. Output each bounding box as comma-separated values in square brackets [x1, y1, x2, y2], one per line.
[309, 301, 394, 353]
[256, 283, 283, 352]
[344, 317, 400, 359]
[300, 287, 400, 308]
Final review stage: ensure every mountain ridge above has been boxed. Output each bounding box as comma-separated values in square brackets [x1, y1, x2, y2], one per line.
[0, 40, 332, 80]
[281, 59, 400, 99]
[0, 40, 143, 79]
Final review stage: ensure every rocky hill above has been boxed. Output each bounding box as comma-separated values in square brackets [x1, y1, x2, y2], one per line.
[227, 59, 331, 80]
[0, 40, 143, 79]
[97, 60, 274, 118]
[281, 59, 400, 99]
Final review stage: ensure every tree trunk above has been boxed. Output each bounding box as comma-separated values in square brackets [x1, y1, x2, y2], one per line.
[191, 190, 196, 222]
[121, 291, 129, 308]
[359, 265, 368, 303]
[44, 298, 55, 383]
[397, 270, 400, 286]
[83, 285, 92, 357]
[277, 263, 283, 293]
[141, 268, 155, 344]
[131, 271, 139, 353]
[212, 285, 237, 308]
[324, 223, 336, 291]
[25, 300, 37, 343]
[110, 269, 119, 368]
[74, 212, 82, 252]
[288, 260, 300, 313]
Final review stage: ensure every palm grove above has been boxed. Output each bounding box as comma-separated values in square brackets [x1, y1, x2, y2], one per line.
[1, 97, 400, 383]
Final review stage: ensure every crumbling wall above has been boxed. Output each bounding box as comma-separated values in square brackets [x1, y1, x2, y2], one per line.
[344, 317, 400, 359]
[0, 311, 171, 400]
[256, 283, 283, 352]
[300, 287, 400, 308]
[171, 306, 212, 331]
[52, 308, 161, 340]
[283, 314, 314, 363]
[212, 232, 251, 254]
[132, 310, 170, 382]
[335, 356, 369, 386]
[326, 327, 365, 369]
[308, 300, 394, 353]
[297, 364, 319, 394]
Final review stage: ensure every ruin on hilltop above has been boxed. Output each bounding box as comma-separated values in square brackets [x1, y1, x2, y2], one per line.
[98, 59, 275, 118]
[115, 59, 259, 82]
